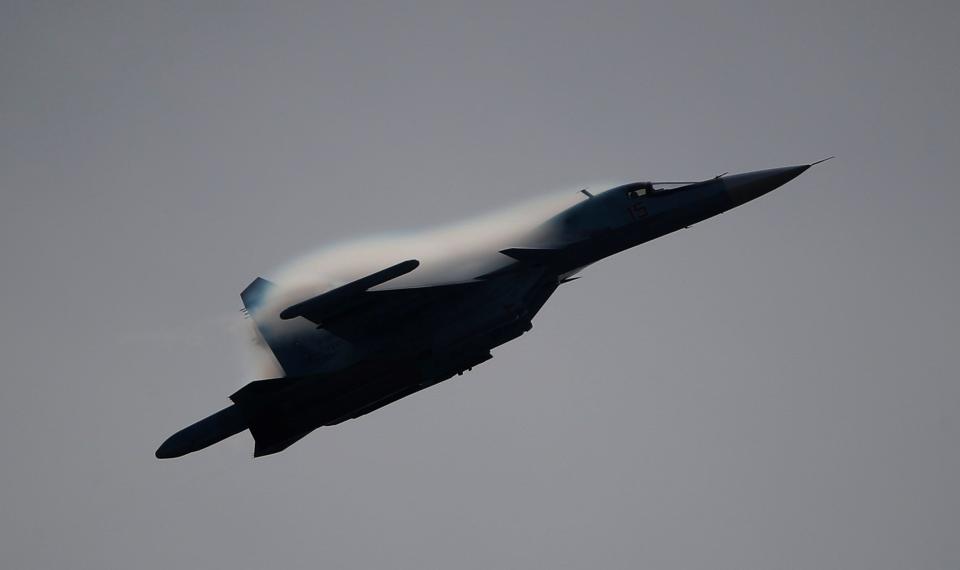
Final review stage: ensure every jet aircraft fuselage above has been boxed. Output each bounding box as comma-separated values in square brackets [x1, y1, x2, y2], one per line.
[157, 163, 820, 458]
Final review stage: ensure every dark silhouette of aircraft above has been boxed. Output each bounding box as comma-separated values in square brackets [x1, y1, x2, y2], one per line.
[157, 161, 827, 458]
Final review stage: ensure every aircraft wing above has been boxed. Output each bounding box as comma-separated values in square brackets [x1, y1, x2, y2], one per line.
[242, 260, 488, 373]
[279, 259, 483, 327]
[280, 259, 420, 324]
[294, 281, 487, 342]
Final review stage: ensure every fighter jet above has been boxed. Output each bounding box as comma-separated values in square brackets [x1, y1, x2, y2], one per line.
[157, 161, 828, 458]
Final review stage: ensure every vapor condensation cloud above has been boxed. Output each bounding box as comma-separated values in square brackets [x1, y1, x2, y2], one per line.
[268, 189, 582, 293]
[241, 189, 583, 378]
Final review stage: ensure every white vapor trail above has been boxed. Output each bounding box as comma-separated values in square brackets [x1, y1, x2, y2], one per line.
[240, 189, 584, 378]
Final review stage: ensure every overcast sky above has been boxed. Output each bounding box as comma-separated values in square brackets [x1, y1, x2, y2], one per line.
[2, 1, 958, 569]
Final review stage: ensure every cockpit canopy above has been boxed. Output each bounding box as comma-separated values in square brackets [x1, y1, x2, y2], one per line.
[621, 182, 655, 199]
[616, 180, 700, 199]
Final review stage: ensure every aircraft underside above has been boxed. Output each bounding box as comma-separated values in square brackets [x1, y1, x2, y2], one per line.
[157, 265, 561, 458]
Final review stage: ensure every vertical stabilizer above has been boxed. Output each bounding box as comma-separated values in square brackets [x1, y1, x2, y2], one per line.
[241, 277, 275, 313]
[240, 277, 298, 375]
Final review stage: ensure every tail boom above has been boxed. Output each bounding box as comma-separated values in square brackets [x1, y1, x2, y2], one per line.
[155, 405, 247, 459]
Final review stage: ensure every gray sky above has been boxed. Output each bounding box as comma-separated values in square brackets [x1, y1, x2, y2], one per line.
[2, 1, 958, 568]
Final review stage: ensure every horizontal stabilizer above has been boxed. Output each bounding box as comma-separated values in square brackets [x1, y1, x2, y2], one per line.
[230, 377, 294, 407]
[253, 430, 311, 457]
[227, 378, 312, 457]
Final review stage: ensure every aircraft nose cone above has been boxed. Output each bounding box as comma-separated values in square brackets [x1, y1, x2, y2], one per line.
[723, 165, 809, 206]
